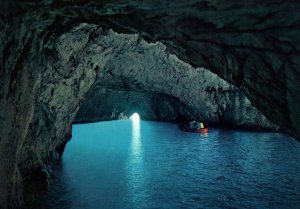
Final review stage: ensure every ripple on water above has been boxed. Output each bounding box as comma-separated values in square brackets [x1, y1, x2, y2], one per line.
[29, 121, 300, 209]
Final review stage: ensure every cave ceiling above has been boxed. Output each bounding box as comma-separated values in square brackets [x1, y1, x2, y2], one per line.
[1, 0, 300, 138]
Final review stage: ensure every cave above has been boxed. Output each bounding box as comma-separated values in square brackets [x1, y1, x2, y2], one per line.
[0, 0, 300, 208]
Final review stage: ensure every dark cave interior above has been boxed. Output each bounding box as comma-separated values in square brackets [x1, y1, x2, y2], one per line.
[0, 0, 299, 208]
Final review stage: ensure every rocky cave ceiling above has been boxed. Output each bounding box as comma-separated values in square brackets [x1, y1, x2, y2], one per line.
[1, 0, 299, 137]
[0, 0, 300, 208]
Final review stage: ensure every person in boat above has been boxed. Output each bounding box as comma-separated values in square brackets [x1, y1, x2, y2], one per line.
[200, 122, 204, 129]
[196, 112, 205, 129]
[196, 121, 201, 129]
[189, 121, 194, 129]
[195, 119, 205, 129]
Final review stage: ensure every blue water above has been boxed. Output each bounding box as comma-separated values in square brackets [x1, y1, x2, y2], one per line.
[31, 120, 300, 209]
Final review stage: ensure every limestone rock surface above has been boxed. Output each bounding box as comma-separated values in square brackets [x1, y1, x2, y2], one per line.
[73, 24, 277, 131]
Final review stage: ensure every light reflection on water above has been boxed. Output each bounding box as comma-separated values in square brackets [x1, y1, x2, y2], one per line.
[127, 117, 147, 207]
[131, 117, 141, 156]
[30, 120, 300, 209]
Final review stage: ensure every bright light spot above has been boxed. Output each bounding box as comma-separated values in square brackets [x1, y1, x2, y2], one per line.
[130, 113, 140, 122]
[131, 113, 141, 156]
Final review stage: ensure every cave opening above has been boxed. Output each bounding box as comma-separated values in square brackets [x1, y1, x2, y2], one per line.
[130, 112, 140, 121]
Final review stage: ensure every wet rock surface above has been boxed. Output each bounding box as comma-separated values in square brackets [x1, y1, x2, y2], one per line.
[0, 1, 299, 208]
[73, 24, 277, 131]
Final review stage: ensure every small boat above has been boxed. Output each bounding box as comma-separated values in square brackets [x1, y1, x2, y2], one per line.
[179, 124, 209, 133]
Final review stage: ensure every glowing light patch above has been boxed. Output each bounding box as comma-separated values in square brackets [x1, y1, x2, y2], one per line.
[130, 113, 140, 121]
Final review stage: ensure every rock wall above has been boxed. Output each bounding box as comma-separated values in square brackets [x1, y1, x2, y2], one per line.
[17, 25, 99, 206]
[0, 18, 98, 209]
[73, 24, 276, 130]
[0, 16, 43, 208]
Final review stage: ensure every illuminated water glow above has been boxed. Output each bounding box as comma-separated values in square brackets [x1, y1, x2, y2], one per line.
[29, 121, 300, 209]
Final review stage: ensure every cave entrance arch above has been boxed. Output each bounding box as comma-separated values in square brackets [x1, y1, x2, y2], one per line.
[74, 89, 194, 123]
[68, 23, 276, 129]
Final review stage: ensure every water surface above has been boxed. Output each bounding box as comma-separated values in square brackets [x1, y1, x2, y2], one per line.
[31, 120, 300, 209]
